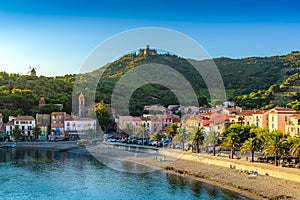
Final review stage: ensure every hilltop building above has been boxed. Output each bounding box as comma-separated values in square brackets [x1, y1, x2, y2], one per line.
[139, 45, 157, 56]
[30, 68, 36, 76]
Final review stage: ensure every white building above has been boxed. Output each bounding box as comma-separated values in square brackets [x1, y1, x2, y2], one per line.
[64, 117, 96, 135]
[6, 116, 36, 140]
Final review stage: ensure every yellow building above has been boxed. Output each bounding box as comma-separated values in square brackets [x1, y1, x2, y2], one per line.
[285, 114, 300, 137]
[268, 107, 298, 134]
[251, 110, 269, 128]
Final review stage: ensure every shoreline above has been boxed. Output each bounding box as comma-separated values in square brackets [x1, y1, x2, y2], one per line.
[87, 144, 300, 200]
[14, 142, 300, 199]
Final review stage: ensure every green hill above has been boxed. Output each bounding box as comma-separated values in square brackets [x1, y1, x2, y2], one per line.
[1, 50, 300, 120]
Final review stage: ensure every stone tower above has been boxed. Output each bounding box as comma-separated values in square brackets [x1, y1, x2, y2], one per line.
[78, 93, 85, 117]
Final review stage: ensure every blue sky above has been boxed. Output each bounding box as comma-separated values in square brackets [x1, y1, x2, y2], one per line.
[0, 0, 300, 76]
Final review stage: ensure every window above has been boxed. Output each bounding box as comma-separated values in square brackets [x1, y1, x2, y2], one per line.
[272, 116, 274, 122]
[272, 124, 274, 129]
[285, 116, 288, 122]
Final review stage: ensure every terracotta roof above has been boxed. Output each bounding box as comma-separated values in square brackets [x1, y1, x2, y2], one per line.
[51, 112, 66, 115]
[15, 116, 35, 121]
[237, 110, 255, 116]
[252, 110, 268, 114]
[273, 107, 295, 111]
[289, 114, 300, 119]
[173, 118, 182, 123]
[210, 114, 230, 125]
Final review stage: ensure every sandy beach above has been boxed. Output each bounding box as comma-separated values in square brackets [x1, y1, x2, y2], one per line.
[87, 144, 300, 200]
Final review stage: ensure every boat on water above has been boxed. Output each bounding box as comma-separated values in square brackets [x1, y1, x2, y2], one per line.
[0, 142, 16, 148]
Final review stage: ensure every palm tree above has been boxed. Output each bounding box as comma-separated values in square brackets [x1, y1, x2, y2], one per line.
[32, 126, 42, 140]
[178, 127, 187, 151]
[166, 123, 178, 148]
[240, 137, 261, 162]
[150, 132, 163, 147]
[203, 131, 219, 156]
[188, 127, 204, 153]
[262, 130, 287, 166]
[12, 125, 22, 141]
[290, 134, 300, 156]
[221, 132, 240, 159]
[123, 123, 134, 136]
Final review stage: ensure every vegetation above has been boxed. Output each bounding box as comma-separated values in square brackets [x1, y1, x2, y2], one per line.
[166, 123, 178, 148]
[1, 51, 300, 121]
[217, 124, 300, 166]
[150, 132, 163, 147]
[12, 125, 22, 141]
[262, 130, 288, 166]
[240, 137, 260, 162]
[290, 134, 300, 156]
[93, 103, 113, 133]
[32, 126, 42, 140]
[190, 127, 205, 153]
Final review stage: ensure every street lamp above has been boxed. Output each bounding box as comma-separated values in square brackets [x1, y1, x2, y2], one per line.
[143, 120, 147, 147]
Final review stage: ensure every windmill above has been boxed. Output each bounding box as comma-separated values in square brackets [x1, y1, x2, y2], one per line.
[28, 66, 37, 76]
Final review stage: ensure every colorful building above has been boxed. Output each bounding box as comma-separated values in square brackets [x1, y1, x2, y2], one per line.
[268, 107, 298, 134]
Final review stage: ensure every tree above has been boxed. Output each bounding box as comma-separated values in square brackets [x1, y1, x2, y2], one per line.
[220, 124, 244, 159]
[86, 128, 95, 139]
[12, 125, 22, 141]
[178, 127, 187, 151]
[240, 137, 261, 162]
[221, 132, 240, 159]
[166, 123, 178, 148]
[123, 123, 134, 137]
[150, 132, 163, 147]
[262, 130, 288, 166]
[187, 127, 204, 153]
[203, 131, 219, 156]
[290, 134, 300, 156]
[35, 104, 61, 114]
[136, 123, 145, 138]
[94, 103, 112, 133]
[32, 126, 42, 140]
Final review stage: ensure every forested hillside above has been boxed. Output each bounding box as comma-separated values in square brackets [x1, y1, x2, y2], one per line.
[0, 51, 300, 121]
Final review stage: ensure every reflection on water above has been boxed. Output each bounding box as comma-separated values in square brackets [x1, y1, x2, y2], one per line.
[0, 148, 253, 200]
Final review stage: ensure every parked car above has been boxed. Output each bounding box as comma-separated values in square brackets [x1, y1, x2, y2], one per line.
[107, 138, 116, 142]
